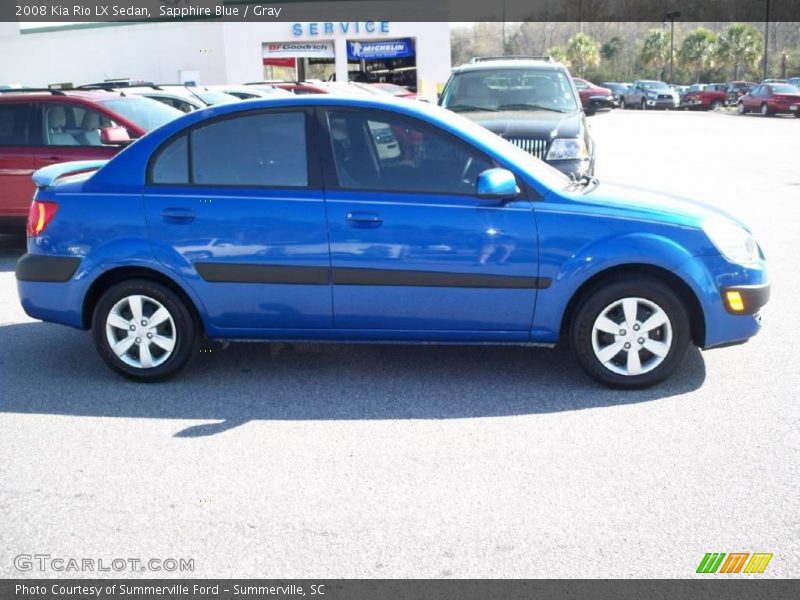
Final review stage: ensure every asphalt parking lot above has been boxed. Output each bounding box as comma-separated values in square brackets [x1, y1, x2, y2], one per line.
[0, 109, 797, 578]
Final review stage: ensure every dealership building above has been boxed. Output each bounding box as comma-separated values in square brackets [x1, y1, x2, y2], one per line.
[0, 20, 451, 101]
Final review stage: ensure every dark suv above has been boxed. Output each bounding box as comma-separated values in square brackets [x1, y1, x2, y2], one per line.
[438, 57, 595, 178]
[0, 89, 181, 232]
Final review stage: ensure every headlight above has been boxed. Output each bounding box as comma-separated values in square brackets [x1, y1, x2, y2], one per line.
[703, 218, 760, 265]
[546, 138, 589, 161]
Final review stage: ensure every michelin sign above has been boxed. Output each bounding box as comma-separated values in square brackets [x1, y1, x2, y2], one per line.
[347, 39, 414, 60]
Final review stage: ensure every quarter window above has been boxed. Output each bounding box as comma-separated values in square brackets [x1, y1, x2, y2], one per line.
[191, 112, 308, 187]
[0, 103, 32, 146]
[151, 134, 189, 184]
[326, 110, 493, 195]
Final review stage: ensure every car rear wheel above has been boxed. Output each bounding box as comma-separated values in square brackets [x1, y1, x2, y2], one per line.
[761, 103, 771, 117]
[570, 277, 691, 389]
[710, 99, 723, 110]
[92, 279, 198, 382]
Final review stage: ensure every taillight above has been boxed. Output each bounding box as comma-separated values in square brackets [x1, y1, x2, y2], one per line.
[27, 201, 58, 237]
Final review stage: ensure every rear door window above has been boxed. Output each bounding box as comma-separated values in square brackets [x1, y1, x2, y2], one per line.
[42, 102, 118, 147]
[189, 111, 308, 187]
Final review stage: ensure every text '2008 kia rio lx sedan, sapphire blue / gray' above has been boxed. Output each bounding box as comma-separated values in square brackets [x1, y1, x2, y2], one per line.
[15, 96, 769, 388]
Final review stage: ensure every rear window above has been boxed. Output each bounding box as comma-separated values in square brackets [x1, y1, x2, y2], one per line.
[0, 103, 32, 145]
[98, 96, 183, 132]
[770, 84, 798, 93]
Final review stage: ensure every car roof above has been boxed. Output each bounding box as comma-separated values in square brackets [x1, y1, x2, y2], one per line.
[0, 89, 126, 102]
[452, 59, 568, 74]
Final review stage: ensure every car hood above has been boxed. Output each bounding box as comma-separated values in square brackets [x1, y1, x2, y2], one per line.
[553, 181, 748, 231]
[457, 109, 582, 139]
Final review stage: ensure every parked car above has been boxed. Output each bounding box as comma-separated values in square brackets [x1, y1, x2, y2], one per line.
[788, 77, 800, 88]
[761, 79, 787, 84]
[0, 89, 182, 232]
[16, 96, 769, 388]
[246, 81, 331, 95]
[683, 83, 728, 110]
[366, 82, 418, 99]
[210, 84, 292, 100]
[572, 78, 613, 115]
[726, 81, 757, 105]
[439, 57, 595, 177]
[600, 82, 630, 107]
[737, 83, 800, 117]
[100, 86, 206, 113]
[619, 80, 680, 110]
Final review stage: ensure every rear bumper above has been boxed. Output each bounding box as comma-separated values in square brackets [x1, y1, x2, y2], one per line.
[16, 254, 94, 329]
[16, 253, 81, 282]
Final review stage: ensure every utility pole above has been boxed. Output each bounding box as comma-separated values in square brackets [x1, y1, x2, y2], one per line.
[665, 11, 681, 84]
[763, 0, 771, 80]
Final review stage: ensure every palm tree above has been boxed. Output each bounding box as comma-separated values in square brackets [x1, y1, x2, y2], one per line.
[716, 23, 763, 80]
[640, 29, 670, 80]
[566, 32, 600, 77]
[680, 28, 718, 83]
[548, 46, 568, 65]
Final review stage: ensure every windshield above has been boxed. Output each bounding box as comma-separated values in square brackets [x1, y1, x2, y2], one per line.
[98, 96, 183, 131]
[640, 81, 669, 90]
[441, 68, 579, 113]
[771, 84, 799, 93]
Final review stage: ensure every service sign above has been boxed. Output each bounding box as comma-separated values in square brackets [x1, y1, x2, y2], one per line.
[347, 39, 414, 60]
[263, 41, 335, 59]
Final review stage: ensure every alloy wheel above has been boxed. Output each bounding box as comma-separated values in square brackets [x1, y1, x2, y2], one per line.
[590, 297, 673, 377]
[105, 294, 177, 369]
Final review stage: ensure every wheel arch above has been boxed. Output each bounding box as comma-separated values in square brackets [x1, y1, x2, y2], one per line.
[559, 263, 706, 347]
[82, 266, 205, 333]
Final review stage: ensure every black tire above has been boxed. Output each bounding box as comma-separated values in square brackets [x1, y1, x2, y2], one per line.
[92, 279, 198, 382]
[619, 98, 627, 109]
[640, 99, 647, 110]
[570, 276, 691, 389]
[710, 99, 723, 110]
[737, 101, 746, 115]
[761, 103, 771, 117]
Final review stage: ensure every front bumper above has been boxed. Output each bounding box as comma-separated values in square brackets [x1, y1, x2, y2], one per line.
[721, 284, 771, 315]
[675, 254, 769, 349]
[546, 157, 592, 178]
[645, 98, 680, 109]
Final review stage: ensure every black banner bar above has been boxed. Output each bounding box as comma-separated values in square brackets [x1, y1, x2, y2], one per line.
[3, 579, 800, 600]
[4, 0, 800, 23]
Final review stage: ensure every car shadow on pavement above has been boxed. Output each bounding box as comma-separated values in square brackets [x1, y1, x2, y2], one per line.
[0, 321, 707, 437]
[0, 234, 25, 272]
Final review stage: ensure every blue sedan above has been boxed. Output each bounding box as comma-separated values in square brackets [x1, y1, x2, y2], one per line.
[15, 96, 769, 388]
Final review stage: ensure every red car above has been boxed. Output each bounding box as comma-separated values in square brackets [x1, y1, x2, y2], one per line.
[0, 89, 181, 231]
[572, 78, 613, 115]
[737, 83, 800, 117]
[683, 83, 728, 110]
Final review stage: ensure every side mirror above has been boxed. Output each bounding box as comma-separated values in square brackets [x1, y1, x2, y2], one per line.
[477, 168, 520, 200]
[100, 126, 131, 146]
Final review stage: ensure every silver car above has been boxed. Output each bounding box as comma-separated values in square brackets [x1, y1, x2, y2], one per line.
[619, 80, 680, 110]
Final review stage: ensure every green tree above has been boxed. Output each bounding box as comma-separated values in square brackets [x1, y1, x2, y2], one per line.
[640, 28, 671, 80]
[548, 46, 568, 65]
[680, 28, 718, 83]
[716, 23, 763, 80]
[601, 36, 623, 62]
[566, 32, 600, 77]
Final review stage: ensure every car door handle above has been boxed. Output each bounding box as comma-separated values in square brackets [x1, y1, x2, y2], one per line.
[161, 207, 195, 223]
[346, 211, 383, 228]
[40, 156, 64, 165]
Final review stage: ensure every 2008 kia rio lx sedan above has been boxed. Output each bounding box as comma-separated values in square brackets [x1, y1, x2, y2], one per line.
[16, 96, 769, 388]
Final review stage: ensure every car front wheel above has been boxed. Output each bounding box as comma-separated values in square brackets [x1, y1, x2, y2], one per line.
[737, 101, 746, 114]
[92, 279, 198, 382]
[570, 277, 690, 389]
